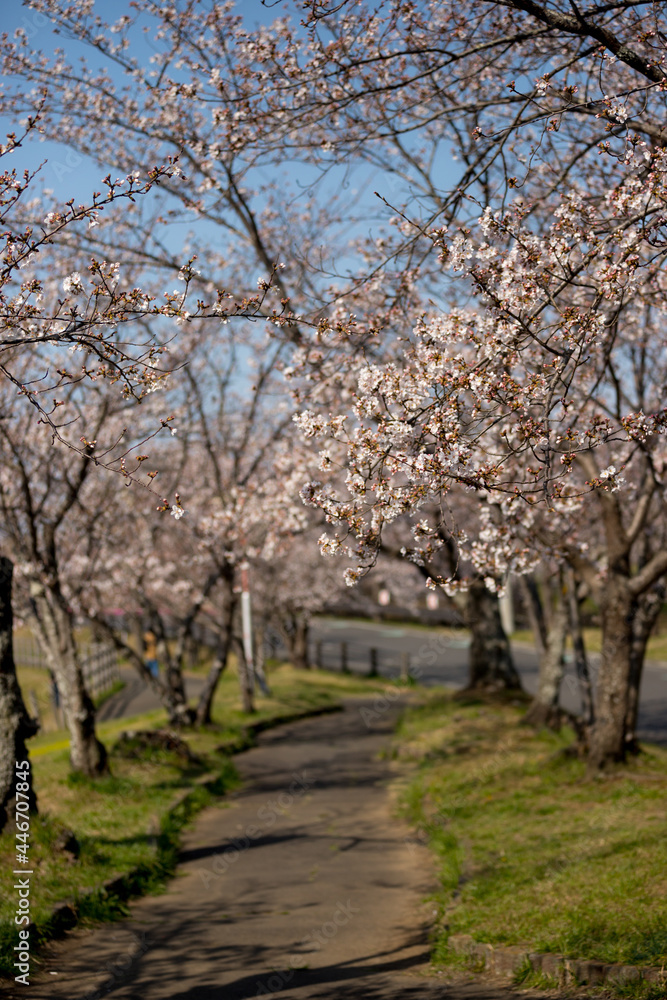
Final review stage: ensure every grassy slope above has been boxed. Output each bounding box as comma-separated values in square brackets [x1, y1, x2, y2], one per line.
[0, 663, 391, 976]
[395, 691, 667, 973]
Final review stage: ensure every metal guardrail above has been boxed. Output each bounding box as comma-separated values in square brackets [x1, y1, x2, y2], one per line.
[311, 638, 411, 679]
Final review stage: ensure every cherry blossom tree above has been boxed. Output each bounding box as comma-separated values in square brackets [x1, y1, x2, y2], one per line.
[379, 512, 522, 692]
[0, 118, 286, 781]
[6, 1, 667, 770]
[277, 0, 667, 768]
[0, 365, 188, 774]
[0, 136, 191, 782]
[71, 318, 319, 726]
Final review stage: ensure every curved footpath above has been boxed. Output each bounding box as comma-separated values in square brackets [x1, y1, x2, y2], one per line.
[21, 701, 537, 1000]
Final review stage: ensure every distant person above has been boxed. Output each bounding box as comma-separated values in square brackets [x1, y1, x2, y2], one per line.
[143, 629, 159, 680]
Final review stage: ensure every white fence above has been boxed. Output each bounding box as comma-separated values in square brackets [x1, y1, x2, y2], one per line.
[14, 632, 120, 698]
[80, 642, 121, 697]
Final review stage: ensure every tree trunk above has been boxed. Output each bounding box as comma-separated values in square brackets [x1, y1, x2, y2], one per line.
[31, 593, 108, 777]
[465, 578, 522, 691]
[195, 641, 231, 727]
[291, 617, 311, 670]
[130, 614, 144, 657]
[89, 613, 192, 724]
[523, 579, 568, 728]
[565, 567, 594, 728]
[162, 654, 194, 726]
[194, 590, 237, 726]
[280, 613, 312, 670]
[625, 583, 665, 753]
[234, 637, 255, 714]
[0, 557, 38, 834]
[519, 573, 548, 655]
[253, 622, 271, 695]
[587, 574, 634, 770]
[184, 632, 200, 671]
[149, 623, 194, 727]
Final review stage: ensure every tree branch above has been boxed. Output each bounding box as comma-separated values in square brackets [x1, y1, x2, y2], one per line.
[629, 549, 667, 597]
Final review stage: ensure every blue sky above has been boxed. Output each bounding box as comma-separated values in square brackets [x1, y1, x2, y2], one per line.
[1, 1, 294, 198]
[1, 0, 461, 301]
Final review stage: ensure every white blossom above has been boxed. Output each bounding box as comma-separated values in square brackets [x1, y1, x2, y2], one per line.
[62, 271, 84, 294]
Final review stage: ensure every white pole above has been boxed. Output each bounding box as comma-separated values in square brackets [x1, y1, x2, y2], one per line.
[240, 561, 255, 690]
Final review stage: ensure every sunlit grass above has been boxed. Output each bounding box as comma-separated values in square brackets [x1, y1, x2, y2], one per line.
[512, 626, 667, 662]
[395, 691, 667, 973]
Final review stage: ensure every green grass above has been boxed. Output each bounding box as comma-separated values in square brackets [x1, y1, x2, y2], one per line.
[394, 690, 667, 981]
[1, 661, 393, 977]
[0, 743, 233, 975]
[15, 664, 62, 734]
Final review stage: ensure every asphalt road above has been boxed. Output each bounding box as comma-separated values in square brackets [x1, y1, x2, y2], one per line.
[310, 618, 667, 745]
[24, 701, 541, 1000]
[98, 617, 667, 745]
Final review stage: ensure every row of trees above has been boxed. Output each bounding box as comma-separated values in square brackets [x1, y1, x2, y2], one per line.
[0, 0, 666, 836]
[0, 129, 350, 829]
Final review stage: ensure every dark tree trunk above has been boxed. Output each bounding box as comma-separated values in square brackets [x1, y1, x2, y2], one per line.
[290, 618, 311, 670]
[234, 637, 255, 714]
[625, 583, 665, 753]
[184, 633, 200, 671]
[565, 567, 594, 728]
[163, 658, 194, 726]
[130, 614, 144, 657]
[588, 573, 634, 770]
[523, 578, 568, 728]
[0, 557, 38, 834]
[519, 573, 548, 655]
[465, 578, 522, 691]
[280, 614, 311, 670]
[149, 623, 195, 727]
[32, 593, 108, 777]
[194, 588, 237, 726]
[253, 623, 271, 695]
[194, 643, 230, 727]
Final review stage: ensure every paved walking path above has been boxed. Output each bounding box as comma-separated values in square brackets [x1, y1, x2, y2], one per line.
[96, 670, 206, 723]
[22, 701, 532, 999]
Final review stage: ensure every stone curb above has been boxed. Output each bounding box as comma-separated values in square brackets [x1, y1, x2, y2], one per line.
[23, 701, 344, 947]
[448, 933, 666, 988]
